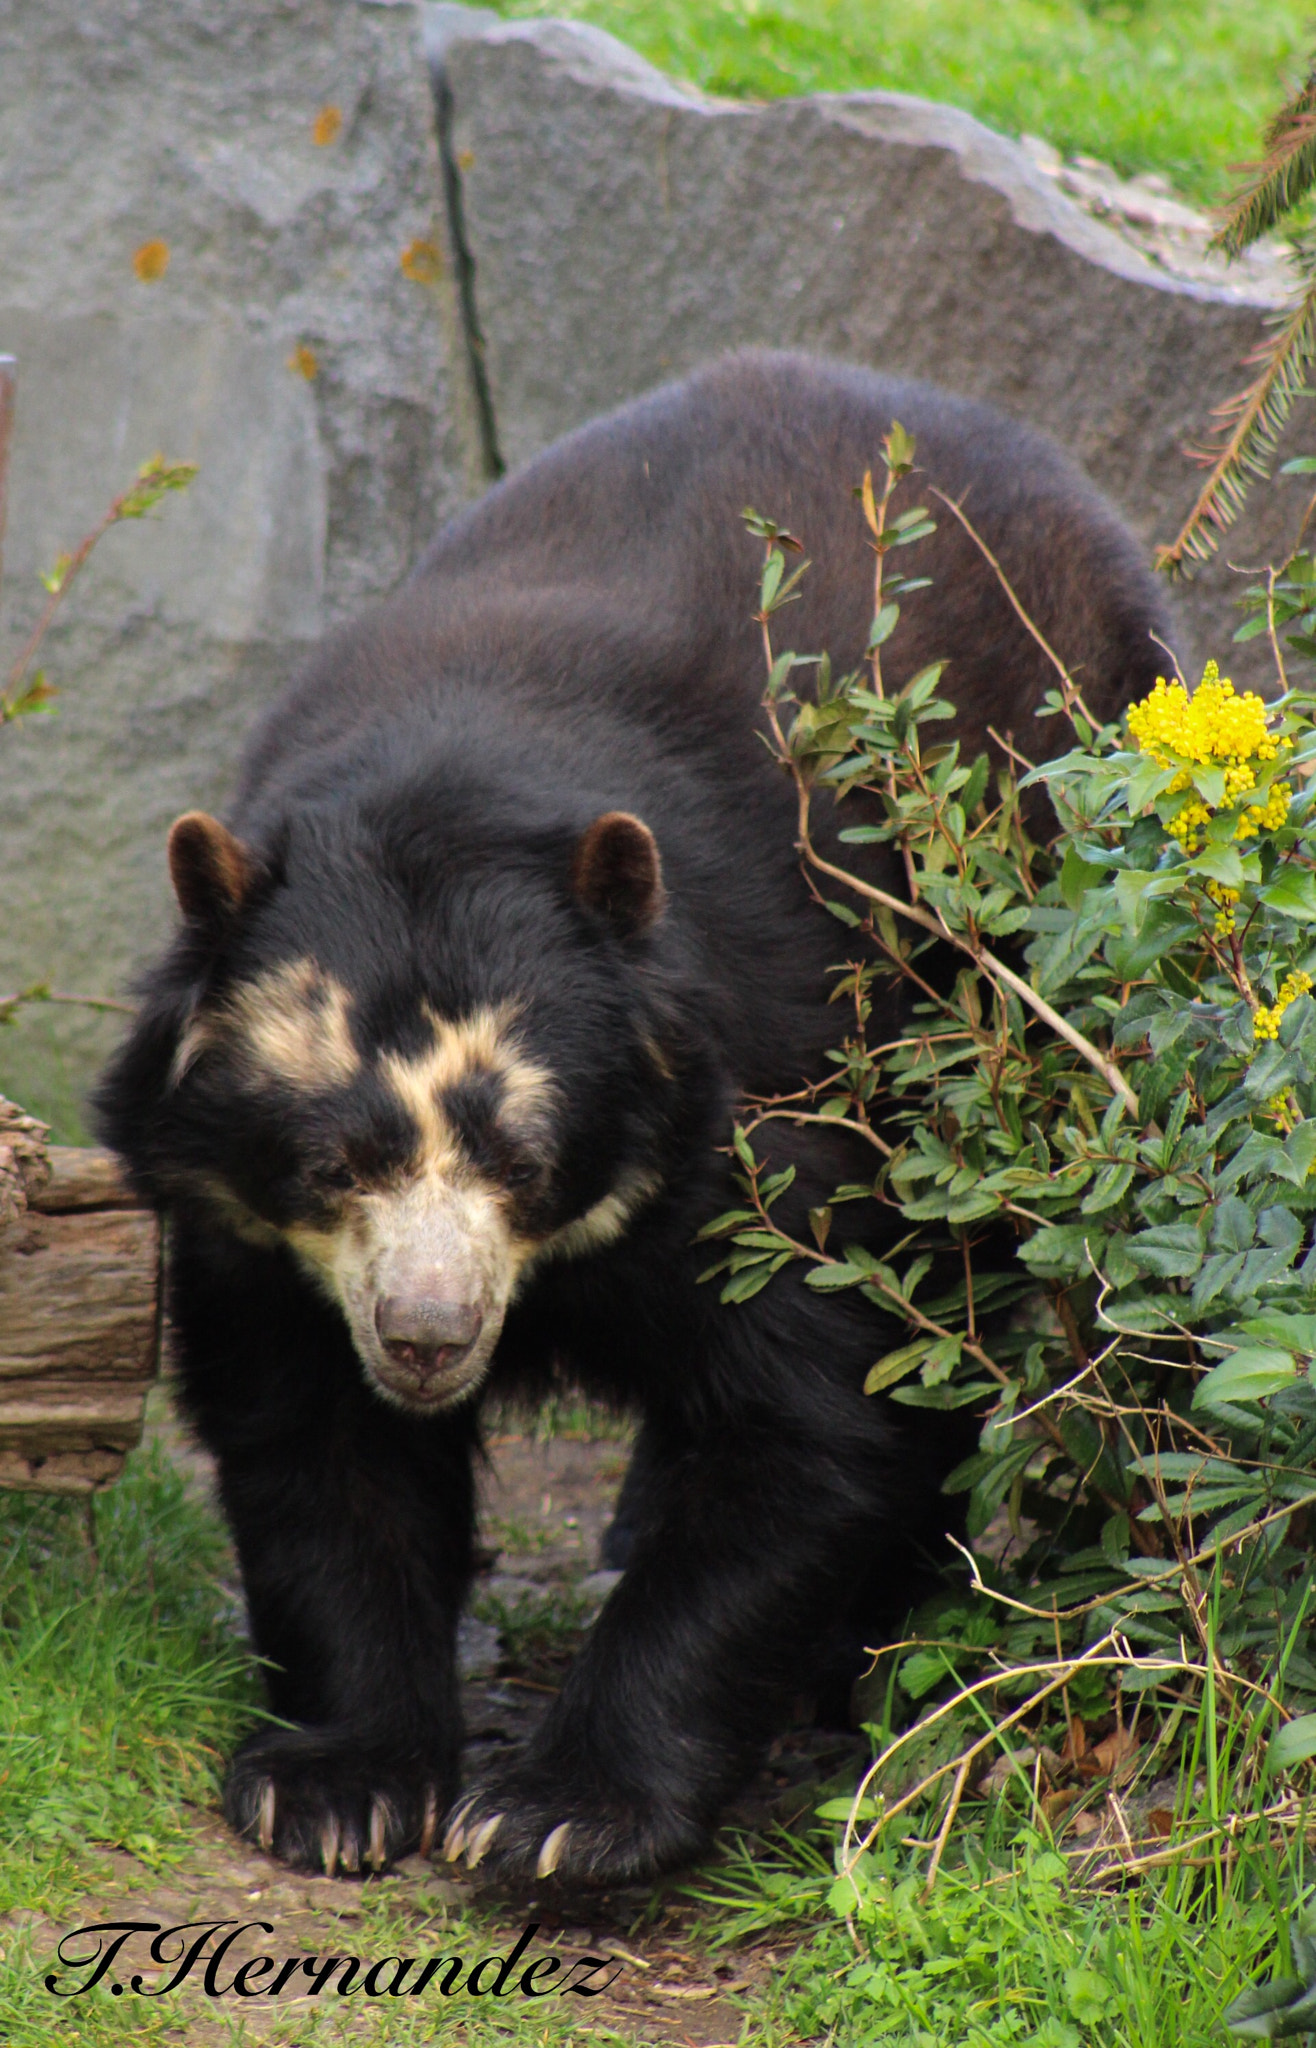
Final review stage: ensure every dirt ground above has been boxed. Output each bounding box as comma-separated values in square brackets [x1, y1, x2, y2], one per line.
[16, 1400, 865, 2044]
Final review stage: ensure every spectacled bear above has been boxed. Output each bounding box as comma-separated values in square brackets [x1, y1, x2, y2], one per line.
[97, 350, 1174, 1885]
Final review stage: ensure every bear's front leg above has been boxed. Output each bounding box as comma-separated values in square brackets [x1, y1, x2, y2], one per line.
[169, 1220, 479, 1875]
[445, 1404, 892, 1885]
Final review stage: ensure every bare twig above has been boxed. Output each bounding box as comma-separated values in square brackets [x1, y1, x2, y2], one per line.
[930, 488, 1104, 733]
[0, 985, 137, 1026]
[798, 837, 1140, 1115]
[3, 453, 197, 723]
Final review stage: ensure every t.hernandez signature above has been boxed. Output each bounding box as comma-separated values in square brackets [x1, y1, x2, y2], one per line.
[45, 1918, 622, 2001]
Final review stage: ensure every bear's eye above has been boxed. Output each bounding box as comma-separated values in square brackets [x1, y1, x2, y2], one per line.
[311, 1159, 357, 1193]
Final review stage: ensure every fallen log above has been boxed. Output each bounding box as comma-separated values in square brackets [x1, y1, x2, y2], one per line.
[0, 1098, 160, 1494]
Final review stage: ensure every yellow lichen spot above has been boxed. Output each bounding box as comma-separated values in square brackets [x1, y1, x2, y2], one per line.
[400, 239, 443, 285]
[287, 344, 319, 381]
[456, 148, 476, 172]
[133, 239, 170, 283]
[313, 104, 343, 147]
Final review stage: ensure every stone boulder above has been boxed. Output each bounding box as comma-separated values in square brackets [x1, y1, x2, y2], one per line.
[438, 15, 1300, 687]
[0, 0, 461, 1135]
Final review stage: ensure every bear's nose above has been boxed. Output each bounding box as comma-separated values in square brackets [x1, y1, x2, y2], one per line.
[374, 1295, 483, 1379]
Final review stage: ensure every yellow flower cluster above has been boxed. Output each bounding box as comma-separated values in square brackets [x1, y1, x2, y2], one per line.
[1205, 880, 1241, 939]
[1126, 662, 1291, 850]
[1265, 1091, 1297, 1131]
[1242, 781, 1293, 837]
[1253, 970, 1314, 1043]
[1166, 797, 1211, 855]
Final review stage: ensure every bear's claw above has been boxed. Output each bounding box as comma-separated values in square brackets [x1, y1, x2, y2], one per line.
[418, 1787, 439, 1859]
[437, 1782, 708, 1886]
[442, 1795, 479, 1862]
[257, 1780, 276, 1853]
[464, 1812, 504, 1867]
[224, 1729, 449, 1877]
[536, 1822, 572, 1878]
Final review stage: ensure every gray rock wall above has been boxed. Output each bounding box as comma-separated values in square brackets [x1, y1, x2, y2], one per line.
[440, 16, 1297, 680]
[0, 0, 461, 1136]
[1, 2, 1303, 1134]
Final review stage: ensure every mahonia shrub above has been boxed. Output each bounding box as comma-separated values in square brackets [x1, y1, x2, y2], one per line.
[702, 430, 1316, 1770]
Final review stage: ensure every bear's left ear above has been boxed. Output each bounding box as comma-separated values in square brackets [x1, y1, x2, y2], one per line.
[167, 811, 255, 927]
[571, 811, 666, 938]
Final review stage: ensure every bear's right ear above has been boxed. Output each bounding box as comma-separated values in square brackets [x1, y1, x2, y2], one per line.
[167, 811, 253, 926]
[572, 811, 666, 938]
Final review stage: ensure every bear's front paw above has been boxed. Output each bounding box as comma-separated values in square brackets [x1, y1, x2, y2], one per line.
[441, 1775, 710, 1887]
[225, 1729, 449, 1876]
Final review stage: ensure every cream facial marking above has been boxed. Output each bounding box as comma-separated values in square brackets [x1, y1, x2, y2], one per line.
[285, 1004, 561, 1412]
[520, 1164, 661, 1279]
[377, 1003, 556, 1178]
[171, 957, 360, 1093]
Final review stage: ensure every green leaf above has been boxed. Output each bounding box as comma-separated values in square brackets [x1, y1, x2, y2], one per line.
[1269, 1713, 1316, 1771]
[1189, 842, 1247, 889]
[1107, 900, 1198, 979]
[1189, 763, 1228, 809]
[1193, 1348, 1298, 1413]
[1260, 867, 1316, 921]
[1065, 1969, 1112, 2025]
[1210, 1196, 1256, 1254]
[805, 1261, 873, 1292]
[864, 1342, 930, 1395]
[1241, 1312, 1316, 1356]
[1060, 841, 1105, 909]
[868, 602, 900, 648]
[1223, 1974, 1307, 2036]
[1018, 1223, 1104, 1279]
[720, 1252, 792, 1303]
[1114, 869, 1157, 933]
[1081, 1162, 1135, 1215]
[1125, 1222, 1206, 1279]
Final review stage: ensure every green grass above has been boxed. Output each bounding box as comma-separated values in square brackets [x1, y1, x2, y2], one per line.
[0, 1439, 694, 2047]
[696, 1809, 1308, 2047]
[488, 0, 1311, 208]
[0, 1446, 258, 1925]
[6, 1438, 1311, 2046]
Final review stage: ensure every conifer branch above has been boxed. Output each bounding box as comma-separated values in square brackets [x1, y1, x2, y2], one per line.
[1212, 63, 1316, 257]
[1155, 52, 1316, 578]
[1156, 249, 1316, 578]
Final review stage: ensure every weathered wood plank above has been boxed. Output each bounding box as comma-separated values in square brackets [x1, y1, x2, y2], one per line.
[32, 1146, 145, 1213]
[0, 1447, 127, 1494]
[0, 1208, 159, 1377]
[0, 1378, 153, 1450]
[0, 1126, 161, 1493]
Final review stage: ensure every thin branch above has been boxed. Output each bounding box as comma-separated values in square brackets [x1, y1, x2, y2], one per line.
[799, 840, 1140, 1115]
[930, 489, 1103, 733]
[0, 986, 136, 1024]
[3, 454, 197, 720]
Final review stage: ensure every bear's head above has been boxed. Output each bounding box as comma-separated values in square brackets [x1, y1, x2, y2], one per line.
[101, 795, 682, 1412]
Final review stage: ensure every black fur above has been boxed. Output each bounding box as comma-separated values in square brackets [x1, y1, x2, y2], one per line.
[97, 352, 1174, 1883]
